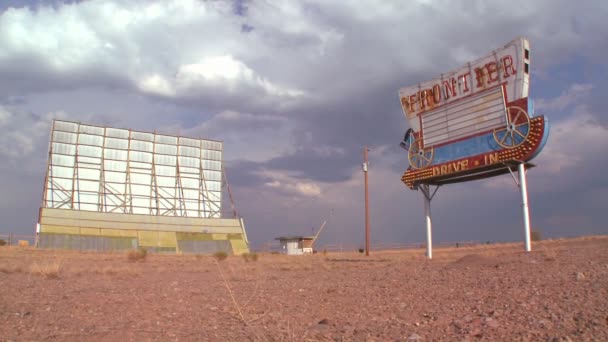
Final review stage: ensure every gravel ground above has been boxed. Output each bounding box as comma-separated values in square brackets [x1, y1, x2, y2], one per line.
[1, 236, 607, 341]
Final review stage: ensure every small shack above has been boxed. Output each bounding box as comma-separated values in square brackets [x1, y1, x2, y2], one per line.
[275, 236, 315, 255]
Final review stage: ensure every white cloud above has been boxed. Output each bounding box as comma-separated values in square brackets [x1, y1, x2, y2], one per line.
[3, 0, 604, 107]
[260, 170, 322, 198]
[138, 74, 175, 97]
[535, 108, 608, 174]
[138, 55, 305, 99]
[0, 105, 11, 126]
[181, 109, 295, 162]
[0, 109, 66, 165]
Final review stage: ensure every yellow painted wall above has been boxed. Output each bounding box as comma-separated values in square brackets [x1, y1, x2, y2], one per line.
[212, 233, 227, 240]
[137, 231, 158, 247]
[100, 229, 138, 238]
[230, 239, 249, 255]
[157, 231, 177, 248]
[42, 225, 80, 235]
[80, 228, 100, 236]
[39, 208, 249, 254]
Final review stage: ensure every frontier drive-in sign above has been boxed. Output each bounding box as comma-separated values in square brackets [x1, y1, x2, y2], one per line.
[397, 37, 549, 258]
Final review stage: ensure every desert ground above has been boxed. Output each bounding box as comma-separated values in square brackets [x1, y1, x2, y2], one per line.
[1, 236, 607, 341]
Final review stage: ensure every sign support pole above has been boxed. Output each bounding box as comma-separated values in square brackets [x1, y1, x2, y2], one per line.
[518, 163, 532, 252]
[420, 184, 439, 259]
[423, 184, 433, 259]
[363, 147, 370, 256]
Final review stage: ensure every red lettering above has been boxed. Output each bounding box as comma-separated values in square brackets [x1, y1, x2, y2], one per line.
[474, 67, 486, 88]
[486, 62, 498, 83]
[408, 95, 417, 113]
[501, 55, 516, 78]
[443, 78, 456, 99]
[420, 89, 435, 109]
[458, 73, 470, 92]
[431, 84, 441, 104]
[418, 90, 426, 110]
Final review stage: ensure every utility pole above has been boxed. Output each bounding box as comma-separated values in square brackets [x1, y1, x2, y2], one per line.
[363, 146, 370, 256]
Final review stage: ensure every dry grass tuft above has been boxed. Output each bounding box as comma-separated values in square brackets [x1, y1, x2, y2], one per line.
[68, 264, 142, 277]
[0, 262, 23, 274]
[213, 251, 228, 261]
[29, 261, 61, 279]
[102, 265, 142, 277]
[127, 248, 147, 262]
[242, 252, 259, 262]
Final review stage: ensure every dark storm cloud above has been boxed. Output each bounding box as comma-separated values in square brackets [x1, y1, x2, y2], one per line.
[0, 0, 84, 11]
[223, 160, 268, 187]
[0, 55, 129, 100]
[264, 148, 356, 183]
[0, 0, 607, 246]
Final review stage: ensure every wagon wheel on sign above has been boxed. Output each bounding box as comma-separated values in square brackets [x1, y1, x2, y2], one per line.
[492, 106, 531, 149]
[408, 136, 434, 170]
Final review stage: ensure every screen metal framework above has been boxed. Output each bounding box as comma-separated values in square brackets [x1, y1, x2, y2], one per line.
[43, 120, 223, 218]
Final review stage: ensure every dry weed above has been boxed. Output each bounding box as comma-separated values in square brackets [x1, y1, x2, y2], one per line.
[242, 252, 259, 262]
[29, 261, 61, 279]
[127, 248, 147, 262]
[0, 262, 23, 274]
[104, 265, 141, 277]
[213, 251, 228, 261]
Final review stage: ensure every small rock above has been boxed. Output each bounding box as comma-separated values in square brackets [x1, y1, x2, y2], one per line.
[469, 327, 482, 337]
[576, 272, 585, 280]
[318, 318, 329, 325]
[452, 320, 463, 330]
[485, 317, 499, 328]
[407, 332, 422, 341]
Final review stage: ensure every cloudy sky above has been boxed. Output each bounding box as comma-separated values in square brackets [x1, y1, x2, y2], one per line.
[0, 0, 607, 249]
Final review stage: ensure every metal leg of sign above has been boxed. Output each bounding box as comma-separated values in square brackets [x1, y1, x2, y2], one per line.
[505, 164, 532, 252]
[420, 184, 440, 259]
[518, 163, 532, 252]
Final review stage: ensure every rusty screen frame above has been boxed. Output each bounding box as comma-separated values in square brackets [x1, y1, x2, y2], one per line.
[42, 120, 224, 218]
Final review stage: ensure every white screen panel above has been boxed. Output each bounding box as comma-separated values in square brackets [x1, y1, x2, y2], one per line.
[106, 128, 129, 139]
[156, 144, 177, 155]
[79, 134, 103, 146]
[156, 165, 176, 177]
[52, 154, 75, 167]
[53, 131, 77, 144]
[182, 178, 199, 189]
[106, 138, 128, 149]
[52, 142, 76, 155]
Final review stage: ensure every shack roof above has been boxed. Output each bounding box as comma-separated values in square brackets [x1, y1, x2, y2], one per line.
[275, 236, 315, 241]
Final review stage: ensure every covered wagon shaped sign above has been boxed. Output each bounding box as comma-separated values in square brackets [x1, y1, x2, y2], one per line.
[399, 37, 549, 189]
[397, 37, 550, 258]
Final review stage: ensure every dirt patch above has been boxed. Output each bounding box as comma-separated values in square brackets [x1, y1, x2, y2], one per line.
[1, 236, 607, 341]
[450, 253, 499, 267]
